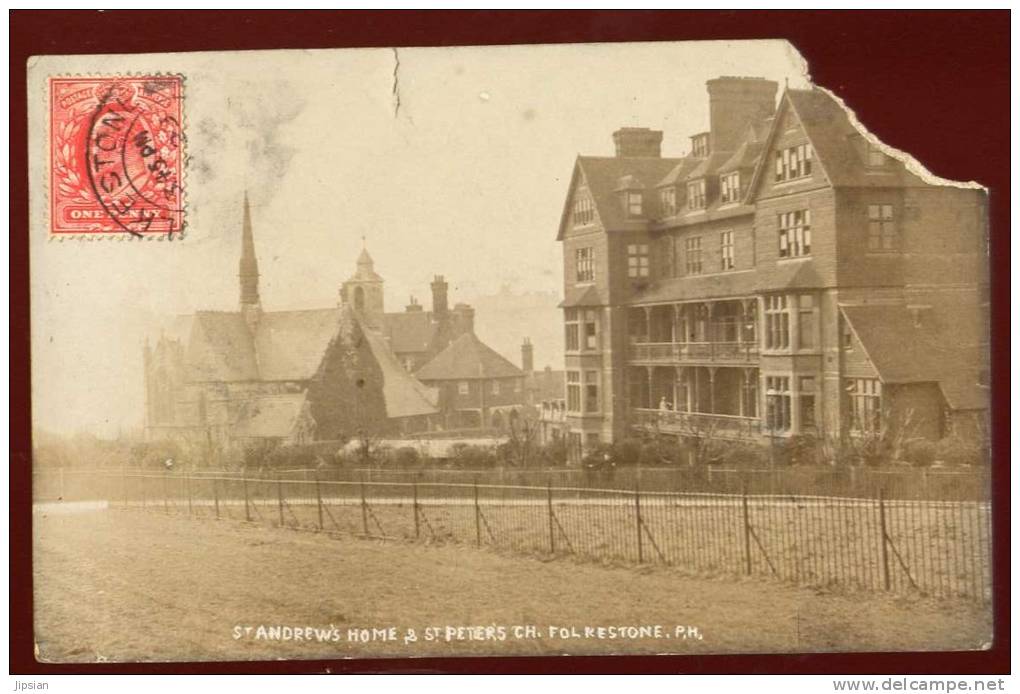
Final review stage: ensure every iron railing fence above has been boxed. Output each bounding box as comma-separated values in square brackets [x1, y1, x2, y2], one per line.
[34, 470, 992, 603]
[33, 465, 991, 502]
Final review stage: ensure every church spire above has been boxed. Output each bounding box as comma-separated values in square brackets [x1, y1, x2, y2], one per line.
[239, 191, 260, 305]
[239, 192, 262, 331]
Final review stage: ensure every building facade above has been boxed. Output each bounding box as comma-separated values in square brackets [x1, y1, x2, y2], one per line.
[556, 77, 989, 462]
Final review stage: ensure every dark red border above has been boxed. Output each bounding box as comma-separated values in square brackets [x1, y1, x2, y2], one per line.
[10, 10, 1010, 676]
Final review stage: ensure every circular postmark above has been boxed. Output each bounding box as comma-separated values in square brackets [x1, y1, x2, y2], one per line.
[82, 78, 184, 237]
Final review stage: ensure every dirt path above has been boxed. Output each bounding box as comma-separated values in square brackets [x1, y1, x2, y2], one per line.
[32, 507, 992, 662]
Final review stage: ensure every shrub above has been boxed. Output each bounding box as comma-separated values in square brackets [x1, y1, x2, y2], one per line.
[448, 444, 498, 469]
[539, 438, 567, 467]
[613, 438, 643, 466]
[718, 441, 769, 468]
[901, 439, 937, 467]
[390, 446, 421, 469]
[935, 436, 986, 467]
[786, 434, 820, 466]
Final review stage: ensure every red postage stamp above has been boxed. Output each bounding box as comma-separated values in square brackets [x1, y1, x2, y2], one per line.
[49, 76, 185, 237]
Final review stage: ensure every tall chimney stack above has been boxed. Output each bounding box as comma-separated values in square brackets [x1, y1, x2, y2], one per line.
[431, 275, 449, 315]
[612, 127, 663, 158]
[706, 77, 778, 153]
[521, 338, 534, 373]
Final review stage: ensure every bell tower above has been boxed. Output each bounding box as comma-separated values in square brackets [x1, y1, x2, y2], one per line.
[340, 239, 385, 327]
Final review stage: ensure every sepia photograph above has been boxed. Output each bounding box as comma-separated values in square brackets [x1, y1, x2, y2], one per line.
[14, 11, 1006, 679]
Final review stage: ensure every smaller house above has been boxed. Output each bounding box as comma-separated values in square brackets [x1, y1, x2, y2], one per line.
[232, 393, 316, 447]
[415, 333, 526, 431]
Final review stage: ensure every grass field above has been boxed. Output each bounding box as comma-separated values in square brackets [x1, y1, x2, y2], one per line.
[33, 506, 992, 663]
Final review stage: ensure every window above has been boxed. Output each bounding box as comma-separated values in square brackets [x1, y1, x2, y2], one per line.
[566, 371, 581, 412]
[686, 179, 706, 210]
[842, 321, 854, 350]
[867, 144, 887, 168]
[564, 308, 579, 351]
[584, 370, 600, 413]
[627, 192, 643, 216]
[514, 379, 522, 393]
[797, 294, 816, 350]
[492, 381, 501, 395]
[764, 295, 790, 350]
[799, 376, 817, 430]
[573, 194, 594, 226]
[660, 187, 677, 216]
[684, 237, 703, 275]
[691, 134, 709, 158]
[583, 309, 599, 350]
[774, 143, 813, 182]
[765, 376, 792, 432]
[846, 378, 883, 434]
[627, 244, 650, 278]
[720, 231, 735, 271]
[778, 209, 811, 258]
[720, 172, 741, 203]
[458, 381, 469, 396]
[575, 247, 595, 283]
[867, 204, 897, 251]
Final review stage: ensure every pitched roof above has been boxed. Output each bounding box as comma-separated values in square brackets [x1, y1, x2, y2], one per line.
[655, 157, 702, 187]
[748, 88, 922, 198]
[841, 304, 986, 412]
[380, 310, 438, 354]
[255, 309, 345, 381]
[718, 140, 764, 174]
[186, 312, 259, 382]
[558, 155, 682, 237]
[358, 320, 440, 418]
[232, 393, 310, 439]
[687, 150, 733, 180]
[415, 332, 524, 381]
[559, 284, 604, 308]
[841, 305, 946, 383]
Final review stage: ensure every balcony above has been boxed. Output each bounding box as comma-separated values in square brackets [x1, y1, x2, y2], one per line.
[632, 408, 762, 439]
[629, 340, 759, 365]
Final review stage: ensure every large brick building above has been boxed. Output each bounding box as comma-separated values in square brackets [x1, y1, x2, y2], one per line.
[556, 77, 988, 461]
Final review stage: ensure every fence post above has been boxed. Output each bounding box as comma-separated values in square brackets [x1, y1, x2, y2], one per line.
[547, 483, 555, 554]
[360, 476, 369, 536]
[277, 475, 285, 527]
[243, 473, 251, 522]
[878, 490, 891, 591]
[213, 476, 220, 520]
[742, 484, 752, 575]
[59, 467, 66, 500]
[186, 472, 193, 517]
[412, 481, 420, 540]
[474, 476, 481, 547]
[315, 474, 323, 531]
[163, 470, 169, 515]
[122, 467, 128, 508]
[635, 483, 644, 564]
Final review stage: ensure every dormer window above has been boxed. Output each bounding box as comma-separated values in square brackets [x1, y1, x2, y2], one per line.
[573, 194, 595, 226]
[627, 192, 643, 217]
[720, 172, 741, 204]
[775, 143, 813, 182]
[659, 187, 677, 217]
[691, 133, 710, 158]
[686, 179, 706, 211]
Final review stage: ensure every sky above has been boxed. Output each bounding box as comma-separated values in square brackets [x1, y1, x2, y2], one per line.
[28, 40, 811, 437]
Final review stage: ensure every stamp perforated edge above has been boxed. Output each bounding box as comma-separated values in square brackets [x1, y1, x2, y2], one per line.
[45, 72, 189, 242]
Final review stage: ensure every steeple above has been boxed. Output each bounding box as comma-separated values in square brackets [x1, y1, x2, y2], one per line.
[239, 192, 262, 331]
[340, 237, 384, 326]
